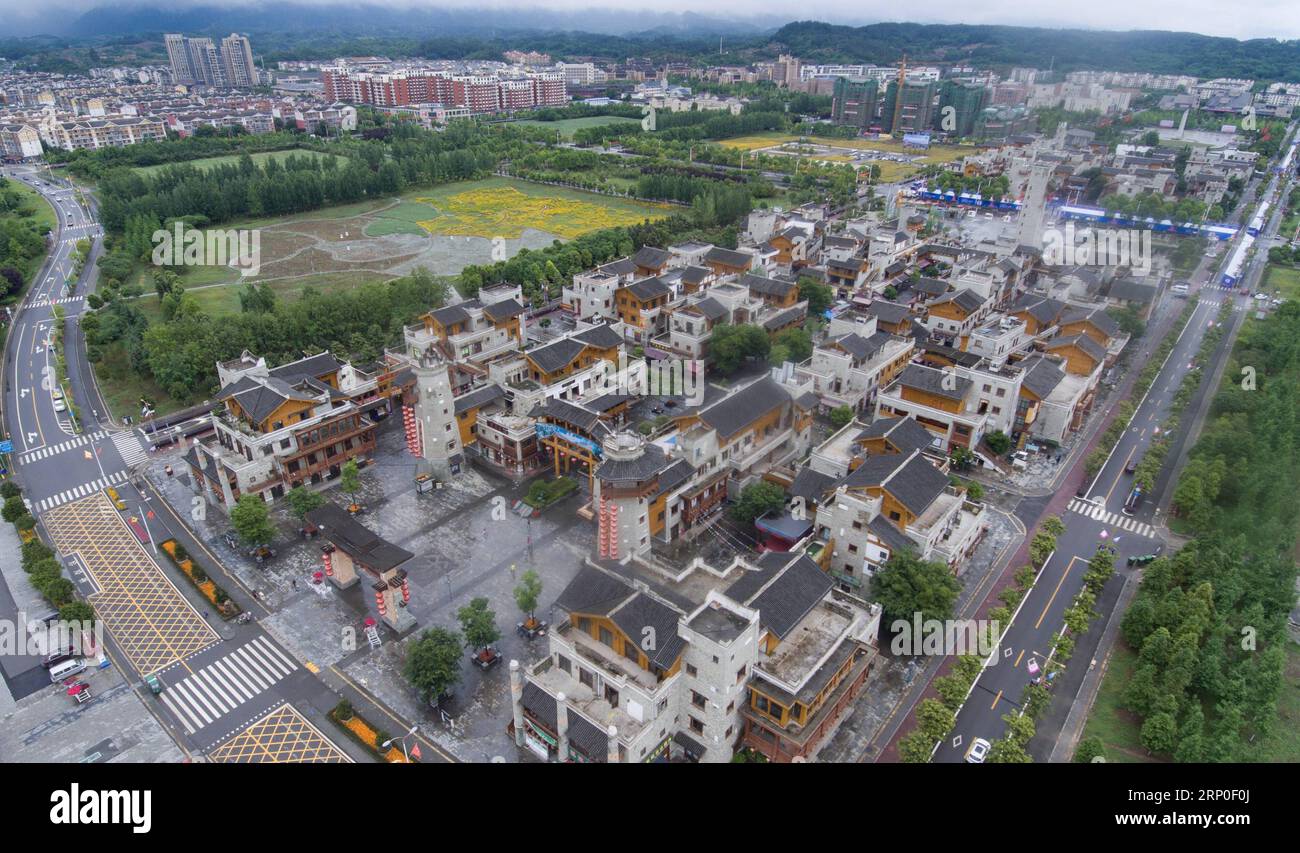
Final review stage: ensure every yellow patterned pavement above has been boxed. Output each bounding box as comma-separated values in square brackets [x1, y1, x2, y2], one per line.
[41, 493, 218, 675]
[208, 704, 351, 763]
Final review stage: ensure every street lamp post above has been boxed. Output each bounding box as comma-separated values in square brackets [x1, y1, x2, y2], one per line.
[381, 724, 419, 762]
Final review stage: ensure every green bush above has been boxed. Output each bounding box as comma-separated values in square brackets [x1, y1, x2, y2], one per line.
[21, 540, 54, 570]
[0, 481, 20, 500]
[1, 495, 26, 523]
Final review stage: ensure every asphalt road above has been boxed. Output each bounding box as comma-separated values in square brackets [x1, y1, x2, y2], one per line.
[932, 133, 1297, 763]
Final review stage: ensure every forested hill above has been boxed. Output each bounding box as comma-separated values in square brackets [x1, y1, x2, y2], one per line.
[771, 21, 1300, 82]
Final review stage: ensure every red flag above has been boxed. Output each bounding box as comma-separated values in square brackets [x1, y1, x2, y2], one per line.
[410, 743, 422, 761]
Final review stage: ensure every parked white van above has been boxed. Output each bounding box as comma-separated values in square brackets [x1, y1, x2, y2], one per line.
[48, 658, 85, 683]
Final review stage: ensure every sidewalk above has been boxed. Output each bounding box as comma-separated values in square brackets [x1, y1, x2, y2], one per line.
[817, 505, 1025, 763]
[1047, 569, 1140, 763]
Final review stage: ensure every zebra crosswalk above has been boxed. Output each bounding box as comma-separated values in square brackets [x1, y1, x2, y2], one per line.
[28, 296, 83, 308]
[33, 471, 129, 511]
[19, 430, 109, 462]
[111, 430, 148, 467]
[159, 636, 299, 736]
[1066, 497, 1156, 538]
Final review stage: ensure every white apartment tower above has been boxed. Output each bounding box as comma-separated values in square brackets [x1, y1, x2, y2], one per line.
[221, 33, 258, 88]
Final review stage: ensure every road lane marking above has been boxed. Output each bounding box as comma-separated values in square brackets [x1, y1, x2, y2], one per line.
[1035, 556, 1085, 631]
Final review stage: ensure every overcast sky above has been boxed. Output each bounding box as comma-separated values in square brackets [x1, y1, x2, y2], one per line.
[2, 0, 1299, 41]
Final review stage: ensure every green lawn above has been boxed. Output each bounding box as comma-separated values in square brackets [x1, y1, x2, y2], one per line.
[1262, 264, 1300, 301]
[3, 179, 57, 301]
[1079, 641, 1162, 763]
[512, 116, 641, 139]
[93, 341, 187, 421]
[133, 269, 403, 323]
[133, 149, 345, 176]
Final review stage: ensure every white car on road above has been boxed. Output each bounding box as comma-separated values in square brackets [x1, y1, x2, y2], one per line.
[966, 737, 991, 763]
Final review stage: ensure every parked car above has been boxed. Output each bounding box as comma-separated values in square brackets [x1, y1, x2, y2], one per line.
[965, 738, 991, 763]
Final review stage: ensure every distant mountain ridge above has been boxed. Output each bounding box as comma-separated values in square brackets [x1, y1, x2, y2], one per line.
[770, 21, 1300, 81]
[61, 3, 785, 39]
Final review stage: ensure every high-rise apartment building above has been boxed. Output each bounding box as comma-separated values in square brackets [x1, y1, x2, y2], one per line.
[936, 81, 989, 137]
[165, 33, 258, 88]
[831, 77, 879, 129]
[882, 80, 938, 135]
[165, 33, 197, 84]
[220, 33, 258, 88]
[187, 37, 225, 87]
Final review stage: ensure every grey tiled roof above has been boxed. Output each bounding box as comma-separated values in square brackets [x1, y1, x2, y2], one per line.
[555, 565, 635, 616]
[698, 375, 789, 439]
[482, 298, 526, 322]
[625, 276, 672, 301]
[740, 273, 797, 298]
[898, 363, 972, 401]
[215, 375, 317, 424]
[866, 300, 912, 325]
[789, 466, 836, 503]
[704, 246, 754, 269]
[691, 296, 729, 321]
[531, 398, 610, 437]
[931, 288, 986, 315]
[526, 338, 586, 374]
[1047, 333, 1105, 363]
[726, 552, 832, 640]
[1060, 305, 1120, 337]
[681, 265, 712, 285]
[429, 299, 481, 325]
[571, 322, 624, 349]
[598, 258, 638, 276]
[267, 351, 342, 382]
[610, 592, 686, 668]
[304, 503, 414, 572]
[857, 416, 934, 455]
[885, 452, 951, 516]
[596, 441, 671, 483]
[453, 383, 504, 415]
[1019, 356, 1065, 399]
[633, 245, 672, 270]
[762, 304, 807, 331]
[869, 515, 915, 554]
[1010, 294, 1067, 326]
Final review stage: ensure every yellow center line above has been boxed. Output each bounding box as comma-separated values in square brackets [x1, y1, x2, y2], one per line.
[1035, 556, 1084, 631]
[1105, 446, 1136, 503]
[1013, 649, 1025, 668]
[990, 689, 1003, 710]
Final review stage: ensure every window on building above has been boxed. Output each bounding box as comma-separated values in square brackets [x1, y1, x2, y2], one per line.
[686, 663, 698, 678]
[598, 626, 614, 648]
[689, 716, 705, 735]
[557, 654, 571, 674]
[578, 668, 593, 689]
[691, 690, 706, 710]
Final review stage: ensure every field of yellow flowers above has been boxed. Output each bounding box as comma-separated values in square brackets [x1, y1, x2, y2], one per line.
[415, 183, 671, 240]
